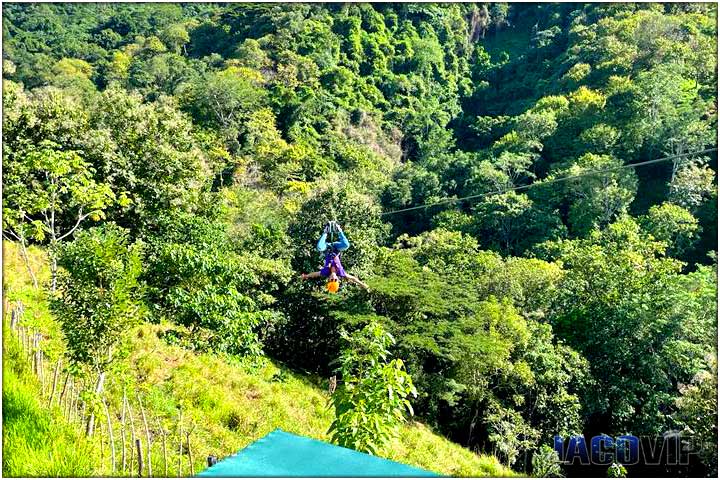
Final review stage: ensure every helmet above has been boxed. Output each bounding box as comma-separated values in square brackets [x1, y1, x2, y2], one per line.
[326, 279, 340, 293]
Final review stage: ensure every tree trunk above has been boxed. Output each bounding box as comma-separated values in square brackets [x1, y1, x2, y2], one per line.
[86, 372, 106, 437]
[49, 196, 58, 292]
[18, 235, 38, 289]
[467, 407, 479, 446]
[49, 239, 59, 293]
[671, 158, 681, 184]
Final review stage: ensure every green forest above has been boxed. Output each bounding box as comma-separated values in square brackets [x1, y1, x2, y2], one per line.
[2, 2, 718, 477]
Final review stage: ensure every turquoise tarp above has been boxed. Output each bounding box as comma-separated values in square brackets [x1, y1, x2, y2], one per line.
[197, 429, 440, 477]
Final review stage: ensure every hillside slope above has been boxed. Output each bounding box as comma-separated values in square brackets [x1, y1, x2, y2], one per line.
[2, 241, 515, 477]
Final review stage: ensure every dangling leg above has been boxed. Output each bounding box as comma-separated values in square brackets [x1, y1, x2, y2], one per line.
[305, 224, 334, 281]
[332, 225, 350, 252]
[344, 273, 368, 290]
[316, 227, 329, 252]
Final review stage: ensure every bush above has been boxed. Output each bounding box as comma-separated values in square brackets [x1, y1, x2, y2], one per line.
[531, 445, 564, 477]
[142, 211, 285, 356]
[51, 223, 143, 371]
[607, 462, 627, 478]
[328, 321, 417, 455]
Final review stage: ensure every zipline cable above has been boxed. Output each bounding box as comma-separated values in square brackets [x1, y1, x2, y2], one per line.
[379, 147, 718, 216]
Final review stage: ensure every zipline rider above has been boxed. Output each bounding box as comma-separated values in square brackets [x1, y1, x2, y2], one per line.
[300, 221, 369, 293]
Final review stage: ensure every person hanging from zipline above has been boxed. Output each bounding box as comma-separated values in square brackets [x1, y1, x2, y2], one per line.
[300, 221, 369, 293]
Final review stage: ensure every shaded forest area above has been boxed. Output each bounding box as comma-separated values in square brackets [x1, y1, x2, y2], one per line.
[3, 3, 718, 476]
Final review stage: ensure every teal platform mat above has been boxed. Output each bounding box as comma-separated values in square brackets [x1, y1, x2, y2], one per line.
[197, 429, 440, 477]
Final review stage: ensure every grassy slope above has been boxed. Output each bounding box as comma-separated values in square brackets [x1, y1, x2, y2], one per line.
[3, 328, 96, 476]
[2, 241, 515, 477]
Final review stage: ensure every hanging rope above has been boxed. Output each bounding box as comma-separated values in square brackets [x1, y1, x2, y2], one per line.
[379, 148, 718, 216]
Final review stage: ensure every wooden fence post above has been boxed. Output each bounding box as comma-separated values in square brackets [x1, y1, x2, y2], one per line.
[121, 390, 128, 475]
[177, 409, 183, 477]
[36, 334, 42, 381]
[127, 395, 138, 478]
[58, 373, 70, 408]
[137, 393, 152, 477]
[48, 359, 61, 408]
[135, 438, 143, 477]
[186, 425, 196, 476]
[100, 420, 105, 464]
[156, 416, 168, 477]
[36, 334, 42, 377]
[72, 384, 79, 424]
[30, 332, 37, 372]
[65, 382, 73, 421]
[77, 382, 85, 426]
[70, 381, 79, 423]
[103, 398, 116, 474]
[39, 348, 46, 396]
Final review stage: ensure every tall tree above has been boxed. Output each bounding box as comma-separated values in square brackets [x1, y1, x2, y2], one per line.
[3, 139, 118, 290]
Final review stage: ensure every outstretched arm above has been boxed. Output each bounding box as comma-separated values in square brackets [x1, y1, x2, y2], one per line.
[301, 272, 323, 280]
[344, 273, 368, 290]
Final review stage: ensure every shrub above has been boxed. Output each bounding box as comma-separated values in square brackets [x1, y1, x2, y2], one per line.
[142, 211, 283, 356]
[531, 445, 564, 477]
[328, 321, 417, 455]
[51, 223, 143, 372]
